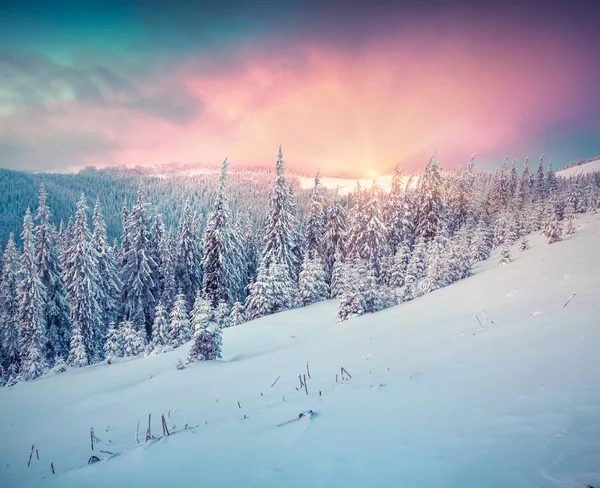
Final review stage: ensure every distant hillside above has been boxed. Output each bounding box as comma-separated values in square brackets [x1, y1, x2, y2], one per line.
[557, 158, 600, 177]
[0, 165, 312, 250]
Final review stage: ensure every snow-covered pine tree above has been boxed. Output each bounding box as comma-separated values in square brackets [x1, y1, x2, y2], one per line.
[403, 238, 427, 293]
[151, 302, 169, 346]
[120, 186, 157, 338]
[246, 147, 300, 317]
[121, 320, 145, 357]
[190, 292, 213, 332]
[148, 214, 171, 309]
[118, 199, 130, 268]
[0, 234, 21, 377]
[546, 159, 557, 194]
[346, 180, 388, 278]
[201, 159, 243, 306]
[63, 194, 104, 367]
[517, 157, 531, 202]
[103, 322, 123, 359]
[214, 300, 231, 328]
[384, 164, 413, 255]
[564, 201, 576, 235]
[303, 171, 326, 260]
[518, 236, 529, 251]
[17, 208, 48, 380]
[535, 154, 546, 199]
[414, 153, 444, 242]
[229, 300, 246, 327]
[168, 291, 192, 348]
[336, 262, 366, 322]
[160, 229, 176, 307]
[298, 252, 329, 306]
[421, 226, 450, 294]
[498, 241, 511, 266]
[174, 200, 203, 308]
[322, 191, 348, 281]
[34, 184, 70, 364]
[329, 248, 346, 299]
[509, 159, 518, 199]
[542, 202, 563, 244]
[389, 242, 411, 288]
[187, 319, 222, 363]
[92, 200, 120, 340]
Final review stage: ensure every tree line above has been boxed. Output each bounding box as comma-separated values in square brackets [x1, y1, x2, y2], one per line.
[1, 149, 598, 386]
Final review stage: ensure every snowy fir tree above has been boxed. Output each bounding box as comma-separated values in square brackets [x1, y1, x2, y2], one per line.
[403, 238, 427, 295]
[336, 262, 366, 322]
[322, 191, 348, 280]
[384, 164, 413, 255]
[346, 180, 388, 278]
[92, 200, 121, 339]
[151, 302, 169, 346]
[120, 186, 158, 337]
[542, 203, 563, 244]
[17, 208, 48, 380]
[470, 220, 492, 262]
[168, 291, 192, 348]
[564, 202, 576, 235]
[518, 236, 529, 252]
[329, 248, 346, 299]
[0, 234, 21, 377]
[246, 147, 300, 317]
[190, 293, 213, 332]
[187, 319, 222, 363]
[421, 227, 450, 294]
[388, 242, 411, 288]
[299, 252, 329, 306]
[229, 300, 246, 327]
[303, 171, 326, 259]
[103, 322, 123, 359]
[121, 320, 146, 357]
[34, 184, 70, 364]
[414, 153, 443, 242]
[498, 242, 511, 266]
[63, 194, 103, 367]
[214, 300, 231, 328]
[201, 159, 243, 306]
[174, 200, 203, 308]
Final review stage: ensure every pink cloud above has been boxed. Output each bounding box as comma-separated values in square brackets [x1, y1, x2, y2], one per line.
[1, 25, 593, 175]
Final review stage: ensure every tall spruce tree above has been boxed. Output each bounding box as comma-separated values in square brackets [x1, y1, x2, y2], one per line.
[92, 200, 121, 338]
[168, 291, 192, 348]
[415, 153, 443, 242]
[384, 165, 413, 255]
[18, 208, 48, 380]
[63, 194, 103, 367]
[298, 252, 329, 306]
[304, 171, 326, 259]
[0, 234, 21, 377]
[174, 200, 203, 308]
[201, 159, 242, 306]
[34, 184, 70, 363]
[120, 186, 157, 338]
[323, 191, 348, 281]
[246, 147, 300, 317]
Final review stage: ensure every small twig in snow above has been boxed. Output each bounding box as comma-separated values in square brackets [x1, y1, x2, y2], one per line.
[271, 376, 280, 388]
[27, 445, 35, 467]
[562, 292, 577, 309]
[475, 315, 484, 329]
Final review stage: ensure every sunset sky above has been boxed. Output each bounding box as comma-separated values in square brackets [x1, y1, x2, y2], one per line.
[0, 0, 599, 175]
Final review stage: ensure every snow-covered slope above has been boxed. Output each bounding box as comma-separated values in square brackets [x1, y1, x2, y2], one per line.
[2, 216, 600, 488]
[557, 159, 600, 177]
